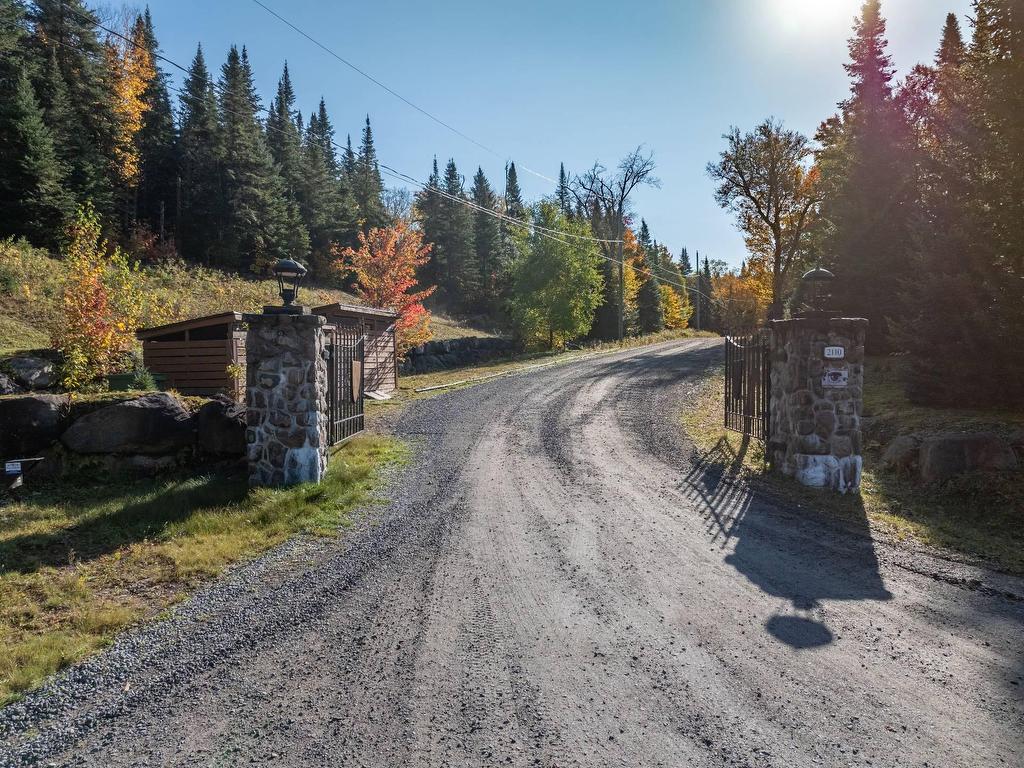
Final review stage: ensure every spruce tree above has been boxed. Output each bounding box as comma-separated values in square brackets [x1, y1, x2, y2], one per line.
[637, 273, 664, 334]
[438, 159, 478, 308]
[0, 63, 72, 246]
[354, 116, 387, 230]
[218, 45, 308, 271]
[136, 8, 177, 238]
[556, 162, 572, 217]
[814, 0, 916, 350]
[29, 0, 117, 218]
[470, 166, 502, 312]
[504, 161, 525, 219]
[679, 246, 692, 275]
[414, 157, 445, 291]
[177, 45, 223, 264]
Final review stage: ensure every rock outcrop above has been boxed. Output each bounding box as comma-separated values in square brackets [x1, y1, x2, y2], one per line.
[61, 392, 195, 455]
[0, 394, 71, 459]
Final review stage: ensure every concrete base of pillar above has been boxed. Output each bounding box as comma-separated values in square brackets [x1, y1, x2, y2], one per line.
[786, 454, 862, 494]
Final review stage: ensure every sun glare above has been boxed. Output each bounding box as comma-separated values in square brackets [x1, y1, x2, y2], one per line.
[773, 0, 857, 34]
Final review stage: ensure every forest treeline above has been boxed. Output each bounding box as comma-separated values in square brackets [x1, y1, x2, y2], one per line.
[0, 0, 696, 353]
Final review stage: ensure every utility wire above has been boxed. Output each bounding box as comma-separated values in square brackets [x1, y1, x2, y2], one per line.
[19, 11, 726, 308]
[248, 0, 559, 186]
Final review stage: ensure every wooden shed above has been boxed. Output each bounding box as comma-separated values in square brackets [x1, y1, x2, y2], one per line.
[137, 312, 246, 398]
[313, 303, 399, 395]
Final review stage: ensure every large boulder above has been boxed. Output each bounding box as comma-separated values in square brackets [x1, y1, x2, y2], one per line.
[0, 372, 24, 395]
[919, 432, 1018, 484]
[196, 394, 246, 456]
[4, 355, 56, 390]
[882, 435, 920, 474]
[0, 394, 71, 459]
[61, 392, 195, 455]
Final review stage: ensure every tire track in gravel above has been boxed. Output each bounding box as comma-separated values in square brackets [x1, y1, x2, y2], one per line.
[1, 337, 1022, 767]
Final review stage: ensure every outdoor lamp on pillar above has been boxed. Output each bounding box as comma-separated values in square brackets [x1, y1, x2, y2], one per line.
[269, 258, 308, 314]
[799, 267, 836, 317]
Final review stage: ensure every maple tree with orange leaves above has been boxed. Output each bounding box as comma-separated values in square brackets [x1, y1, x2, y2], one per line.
[334, 222, 437, 354]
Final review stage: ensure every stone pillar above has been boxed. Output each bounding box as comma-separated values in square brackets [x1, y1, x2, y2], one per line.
[243, 312, 329, 487]
[768, 317, 867, 493]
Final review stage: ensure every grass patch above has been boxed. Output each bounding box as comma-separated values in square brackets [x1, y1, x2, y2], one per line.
[0, 435, 405, 705]
[0, 314, 48, 358]
[681, 366, 1024, 575]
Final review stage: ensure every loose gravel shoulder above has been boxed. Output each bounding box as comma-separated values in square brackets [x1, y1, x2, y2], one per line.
[1, 338, 1021, 767]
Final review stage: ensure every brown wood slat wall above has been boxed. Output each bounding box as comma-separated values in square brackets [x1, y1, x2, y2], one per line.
[143, 338, 235, 396]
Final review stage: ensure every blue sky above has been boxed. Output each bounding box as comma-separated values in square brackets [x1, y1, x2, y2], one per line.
[143, 0, 972, 269]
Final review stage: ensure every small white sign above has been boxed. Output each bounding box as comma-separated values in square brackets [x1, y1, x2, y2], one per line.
[5, 461, 22, 475]
[822, 367, 849, 389]
[824, 346, 845, 360]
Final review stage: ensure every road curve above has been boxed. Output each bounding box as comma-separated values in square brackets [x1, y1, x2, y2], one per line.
[1, 338, 1021, 767]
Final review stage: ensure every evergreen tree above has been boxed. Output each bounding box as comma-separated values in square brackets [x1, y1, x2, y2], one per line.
[306, 97, 338, 175]
[177, 45, 223, 264]
[217, 45, 307, 270]
[638, 219, 652, 252]
[504, 161, 525, 219]
[679, 246, 692, 275]
[353, 115, 387, 230]
[636, 272, 665, 334]
[29, 0, 117, 218]
[470, 166, 502, 312]
[556, 162, 572, 217]
[0, 60, 72, 246]
[300, 102, 350, 276]
[435, 159, 477, 307]
[136, 8, 177, 238]
[414, 157, 444, 290]
[813, 0, 916, 350]
[266, 63, 304, 204]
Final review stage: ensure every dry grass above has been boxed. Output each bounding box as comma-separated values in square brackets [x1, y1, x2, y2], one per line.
[681, 365, 1024, 575]
[0, 239, 490, 358]
[0, 435, 405, 705]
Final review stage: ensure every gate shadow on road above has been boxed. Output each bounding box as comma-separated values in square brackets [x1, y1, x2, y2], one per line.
[682, 438, 892, 650]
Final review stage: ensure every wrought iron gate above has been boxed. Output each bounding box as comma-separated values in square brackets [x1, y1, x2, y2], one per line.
[326, 326, 365, 445]
[724, 331, 770, 441]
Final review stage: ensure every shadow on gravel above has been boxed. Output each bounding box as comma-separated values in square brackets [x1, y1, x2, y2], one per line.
[684, 438, 892, 650]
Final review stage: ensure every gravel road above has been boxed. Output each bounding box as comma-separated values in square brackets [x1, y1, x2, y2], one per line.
[1, 338, 1022, 767]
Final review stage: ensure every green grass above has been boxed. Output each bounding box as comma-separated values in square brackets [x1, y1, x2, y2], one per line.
[0, 314, 48, 358]
[0, 435, 405, 705]
[681, 365, 1024, 575]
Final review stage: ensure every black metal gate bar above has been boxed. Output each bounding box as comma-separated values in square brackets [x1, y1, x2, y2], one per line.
[326, 326, 365, 446]
[724, 331, 770, 441]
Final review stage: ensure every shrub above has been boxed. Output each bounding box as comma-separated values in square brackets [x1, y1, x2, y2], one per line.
[53, 204, 145, 389]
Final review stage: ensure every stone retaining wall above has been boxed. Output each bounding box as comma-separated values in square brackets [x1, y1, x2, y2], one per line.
[401, 337, 516, 374]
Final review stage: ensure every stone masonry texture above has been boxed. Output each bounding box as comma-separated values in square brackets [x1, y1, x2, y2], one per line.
[244, 313, 329, 487]
[769, 317, 868, 493]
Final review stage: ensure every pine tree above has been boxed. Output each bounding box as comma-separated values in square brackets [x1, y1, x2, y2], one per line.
[353, 115, 387, 230]
[414, 157, 445, 291]
[300, 102, 350, 276]
[504, 161, 525, 219]
[136, 8, 177, 238]
[637, 271, 664, 334]
[306, 97, 338, 175]
[0, 63, 72, 246]
[29, 0, 118, 218]
[470, 166, 502, 312]
[213, 46, 305, 270]
[556, 162, 572, 217]
[638, 219, 652, 252]
[436, 159, 477, 308]
[177, 44, 223, 264]
[266, 63, 304, 205]
[814, 0, 917, 350]
[679, 246, 692, 275]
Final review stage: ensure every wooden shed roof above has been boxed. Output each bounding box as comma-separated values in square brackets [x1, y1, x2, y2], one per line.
[313, 302, 399, 320]
[137, 311, 243, 340]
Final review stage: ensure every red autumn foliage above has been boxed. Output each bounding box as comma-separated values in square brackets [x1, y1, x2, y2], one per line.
[333, 222, 436, 354]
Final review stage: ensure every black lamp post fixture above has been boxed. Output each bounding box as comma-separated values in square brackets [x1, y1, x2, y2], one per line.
[267, 258, 308, 314]
[798, 266, 836, 317]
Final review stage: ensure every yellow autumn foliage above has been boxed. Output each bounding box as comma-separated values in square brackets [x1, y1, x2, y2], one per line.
[106, 18, 155, 186]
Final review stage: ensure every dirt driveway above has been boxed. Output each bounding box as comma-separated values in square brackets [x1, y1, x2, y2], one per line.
[2, 338, 1021, 767]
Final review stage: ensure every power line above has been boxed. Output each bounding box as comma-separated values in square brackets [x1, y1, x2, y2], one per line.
[21, 11, 726, 308]
[248, 0, 559, 186]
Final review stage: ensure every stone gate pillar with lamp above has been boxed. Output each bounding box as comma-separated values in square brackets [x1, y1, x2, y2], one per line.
[244, 258, 330, 487]
[768, 268, 867, 493]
